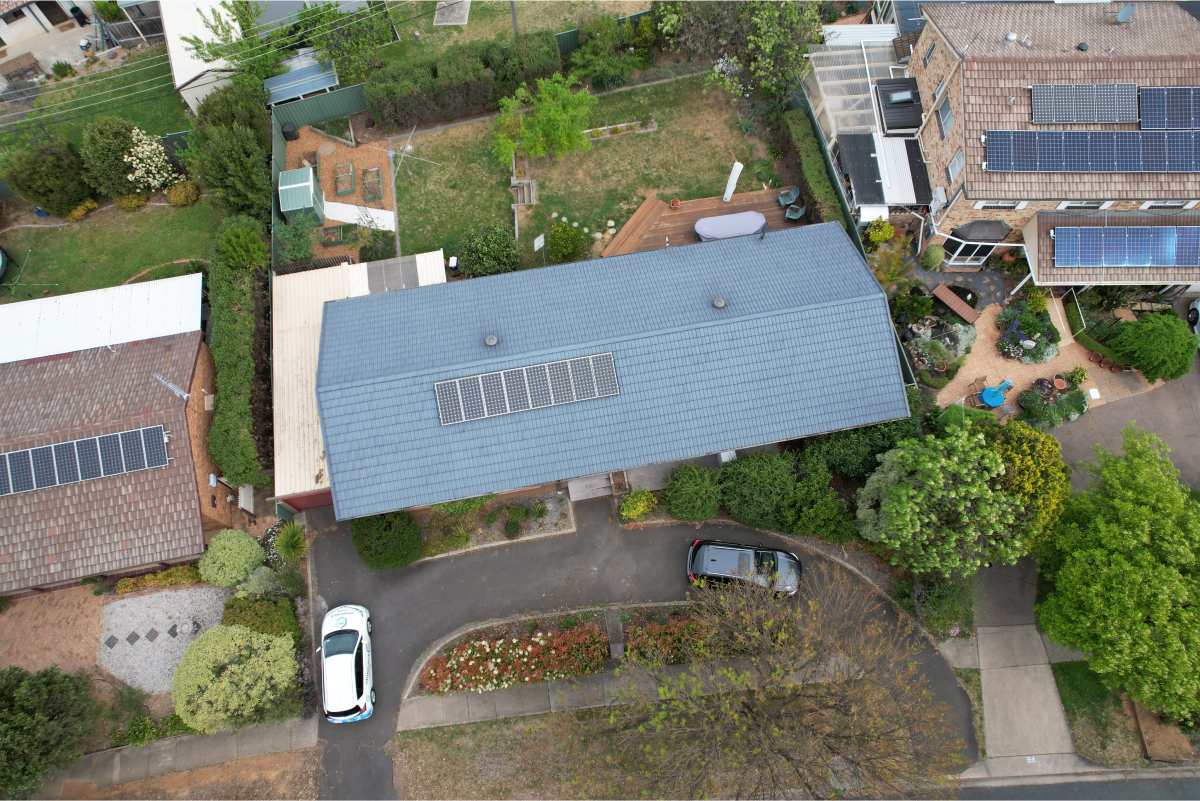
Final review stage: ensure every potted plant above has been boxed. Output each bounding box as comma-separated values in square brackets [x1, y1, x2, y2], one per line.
[932, 361, 947, 375]
[670, 198, 680, 208]
[1100, 357, 1114, 369]
[1112, 362, 1125, 373]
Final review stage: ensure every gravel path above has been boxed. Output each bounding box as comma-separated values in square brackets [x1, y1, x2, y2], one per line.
[97, 587, 233, 693]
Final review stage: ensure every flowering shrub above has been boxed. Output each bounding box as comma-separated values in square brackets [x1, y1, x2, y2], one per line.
[625, 618, 713, 665]
[123, 126, 180, 194]
[996, 297, 1060, 364]
[420, 626, 608, 694]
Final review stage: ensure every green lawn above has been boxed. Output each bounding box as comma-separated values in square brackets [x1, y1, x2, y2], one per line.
[395, 78, 764, 264]
[0, 47, 192, 148]
[0, 199, 223, 301]
[1051, 661, 1144, 767]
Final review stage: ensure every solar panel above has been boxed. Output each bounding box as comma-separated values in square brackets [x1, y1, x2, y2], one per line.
[31, 446, 56, 489]
[1167, 88, 1194, 130]
[54, 442, 79, 484]
[1153, 227, 1177, 266]
[502, 369, 530, 412]
[458, 376, 486, 421]
[1054, 227, 1079, 267]
[985, 130, 1197, 172]
[1096, 84, 1119, 124]
[8, 450, 33, 493]
[142, 427, 168, 469]
[592, 353, 620, 397]
[120, 430, 146, 472]
[1176, 227, 1200, 267]
[547, 362, 574, 405]
[1031, 84, 1136, 124]
[569, 358, 597, 400]
[526, 365, 553, 408]
[1140, 87, 1167, 129]
[1103, 228, 1127, 267]
[436, 354, 620, 425]
[1080, 228, 1104, 268]
[1128, 228, 1153, 266]
[985, 130, 1012, 171]
[1052, 85, 1075, 123]
[99, 434, 124, 476]
[480, 372, 508, 417]
[1031, 85, 1053, 124]
[77, 438, 101, 480]
[1075, 84, 1096, 124]
[1116, 83, 1139, 123]
[0, 454, 9, 496]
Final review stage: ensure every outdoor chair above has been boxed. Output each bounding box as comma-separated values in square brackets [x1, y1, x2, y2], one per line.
[968, 393, 988, 409]
[785, 204, 806, 222]
[778, 186, 800, 208]
[968, 375, 988, 394]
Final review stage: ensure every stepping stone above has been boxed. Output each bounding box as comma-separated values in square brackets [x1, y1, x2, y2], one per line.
[105, 635, 119, 650]
[145, 628, 159, 643]
[126, 631, 140, 645]
[168, 624, 178, 638]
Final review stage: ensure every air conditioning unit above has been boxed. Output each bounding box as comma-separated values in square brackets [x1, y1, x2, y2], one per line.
[930, 186, 948, 215]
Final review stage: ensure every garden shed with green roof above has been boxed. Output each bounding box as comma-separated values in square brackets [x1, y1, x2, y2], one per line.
[278, 167, 323, 222]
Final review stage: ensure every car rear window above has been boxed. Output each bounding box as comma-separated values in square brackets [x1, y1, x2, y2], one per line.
[355, 644, 365, 698]
[324, 630, 358, 656]
[328, 707, 359, 718]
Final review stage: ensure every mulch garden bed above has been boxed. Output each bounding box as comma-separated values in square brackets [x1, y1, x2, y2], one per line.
[411, 488, 575, 558]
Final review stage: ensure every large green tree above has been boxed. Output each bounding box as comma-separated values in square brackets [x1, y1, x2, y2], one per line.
[191, 82, 270, 156]
[191, 123, 271, 220]
[80, 116, 137, 198]
[0, 666, 99, 799]
[295, 2, 394, 85]
[4, 142, 94, 217]
[1108, 311, 1199, 383]
[1037, 424, 1200, 721]
[991, 421, 1072, 548]
[182, 0, 297, 80]
[857, 432, 1024, 578]
[492, 73, 597, 168]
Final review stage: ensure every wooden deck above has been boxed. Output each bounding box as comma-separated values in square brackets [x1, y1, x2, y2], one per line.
[601, 188, 799, 257]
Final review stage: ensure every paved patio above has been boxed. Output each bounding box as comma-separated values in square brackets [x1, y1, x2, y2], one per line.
[934, 302, 1104, 411]
[0, 585, 102, 676]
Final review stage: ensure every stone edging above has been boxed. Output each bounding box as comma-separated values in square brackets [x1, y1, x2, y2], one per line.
[413, 498, 578, 563]
[400, 599, 688, 700]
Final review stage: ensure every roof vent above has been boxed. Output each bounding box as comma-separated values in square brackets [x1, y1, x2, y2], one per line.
[1077, 42, 1088, 51]
[484, 335, 499, 347]
[712, 298, 726, 309]
[1004, 32, 1017, 46]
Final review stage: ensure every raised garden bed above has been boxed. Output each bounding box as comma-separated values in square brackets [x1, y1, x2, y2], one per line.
[321, 224, 358, 247]
[411, 488, 574, 559]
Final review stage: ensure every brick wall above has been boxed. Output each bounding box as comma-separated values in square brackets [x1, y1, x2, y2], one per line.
[186, 342, 236, 531]
[909, 23, 965, 201]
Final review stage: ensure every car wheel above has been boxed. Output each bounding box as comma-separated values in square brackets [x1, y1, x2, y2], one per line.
[366, 618, 372, 633]
[1189, 309, 1198, 326]
[370, 689, 376, 704]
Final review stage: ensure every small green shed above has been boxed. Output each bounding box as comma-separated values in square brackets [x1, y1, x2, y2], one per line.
[278, 167, 324, 222]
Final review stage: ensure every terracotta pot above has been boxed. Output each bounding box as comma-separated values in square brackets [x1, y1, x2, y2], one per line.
[1100, 357, 1113, 368]
[1112, 363, 1125, 373]
[1002, 251, 1016, 262]
[1054, 378, 1067, 390]
[933, 361, 947, 375]
[1090, 351, 1103, 362]
[670, 198, 680, 208]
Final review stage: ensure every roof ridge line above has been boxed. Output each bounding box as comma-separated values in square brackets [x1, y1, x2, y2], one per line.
[317, 292, 889, 396]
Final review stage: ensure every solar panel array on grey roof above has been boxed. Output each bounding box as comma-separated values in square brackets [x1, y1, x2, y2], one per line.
[435, 354, 619, 425]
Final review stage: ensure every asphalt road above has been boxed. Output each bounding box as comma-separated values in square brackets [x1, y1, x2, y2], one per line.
[960, 778, 1200, 799]
[310, 497, 976, 800]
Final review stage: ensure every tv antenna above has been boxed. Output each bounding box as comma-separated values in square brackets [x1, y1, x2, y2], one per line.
[0, 248, 57, 299]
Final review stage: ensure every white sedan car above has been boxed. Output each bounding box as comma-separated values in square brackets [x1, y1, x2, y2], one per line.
[319, 604, 374, 723]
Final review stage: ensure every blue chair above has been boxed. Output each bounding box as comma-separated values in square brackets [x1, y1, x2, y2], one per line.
[785, 204, 806, 222]
[998, 379, 1013, 393]
[778, 186, 800, 208]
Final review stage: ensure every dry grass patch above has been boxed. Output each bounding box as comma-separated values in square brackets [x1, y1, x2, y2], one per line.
[1051, 662, 1145, 768]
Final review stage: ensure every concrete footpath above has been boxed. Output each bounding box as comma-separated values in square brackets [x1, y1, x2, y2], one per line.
[939, 557, 1093, 781]
[38, 716, 318, 798]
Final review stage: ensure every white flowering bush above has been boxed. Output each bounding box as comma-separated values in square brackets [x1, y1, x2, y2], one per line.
[419, 627, 607, 695]
[123, 126, 180, 194]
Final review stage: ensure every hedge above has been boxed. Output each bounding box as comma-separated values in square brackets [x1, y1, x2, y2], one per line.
[222, 597, 302, 647]
[1063, 300, 1127, 366]
[365, 32, 560, 130]
[115, 564, 201, 594]
[782, 109, 848, 231]
[207, 216, 269, 487]
[350, 510, 422, 569]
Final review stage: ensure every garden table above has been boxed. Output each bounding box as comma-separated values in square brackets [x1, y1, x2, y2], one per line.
[981, 387, 1005, 407]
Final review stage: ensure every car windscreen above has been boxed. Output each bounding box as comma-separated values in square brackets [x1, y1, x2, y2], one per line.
[323, 630, 359, 656]
[755, 551, 776, 575]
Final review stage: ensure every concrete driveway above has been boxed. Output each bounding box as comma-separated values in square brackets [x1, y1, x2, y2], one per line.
[309, 497, 977, 800]
[1053, 351, 1200, 491]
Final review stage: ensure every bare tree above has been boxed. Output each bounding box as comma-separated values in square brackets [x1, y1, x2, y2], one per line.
[592, 564, 965, 799]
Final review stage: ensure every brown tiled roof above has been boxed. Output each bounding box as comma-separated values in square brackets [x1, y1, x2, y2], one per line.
[923, 2, 1200, 200]
[932, 284, 980, 324]
[0, 332, 206, 593]
[1033, 209, 1200, 285]
[893, 29, 923, 63]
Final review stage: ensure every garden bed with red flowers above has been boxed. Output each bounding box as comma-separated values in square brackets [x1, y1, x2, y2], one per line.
[418, 618, 608, 696]
[622, 605, 715, 665]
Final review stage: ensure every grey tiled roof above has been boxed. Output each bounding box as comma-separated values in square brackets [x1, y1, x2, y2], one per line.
[0, 333, 205, 593]
[316, 224, 911, 518]
[923, 2, 1200, 200]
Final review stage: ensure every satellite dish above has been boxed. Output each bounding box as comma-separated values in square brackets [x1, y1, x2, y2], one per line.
[1116, 4, 1134, 23]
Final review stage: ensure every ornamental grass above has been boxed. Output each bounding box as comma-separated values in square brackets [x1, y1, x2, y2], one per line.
[420, 625, 608, 695]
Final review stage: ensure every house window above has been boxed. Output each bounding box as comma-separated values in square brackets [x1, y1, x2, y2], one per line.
[1139, 200, 1198, 210]
[1056, 200, 1112, 210]
[946, 150, 965, 184]
[973, 200, 1027, 210]
[924, 42, 936, 68]
[936, 96, 954, 138]
[934, 78, 946, 102]
[1, 8, 26, 24]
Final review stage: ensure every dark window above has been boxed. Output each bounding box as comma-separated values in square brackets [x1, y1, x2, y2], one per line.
[755, 551, 777, 576]
[1, 9, 26, 24]
[354, 644, 365, 698]
[323, 630, 358, 656]
[923, 42, 936, 68]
